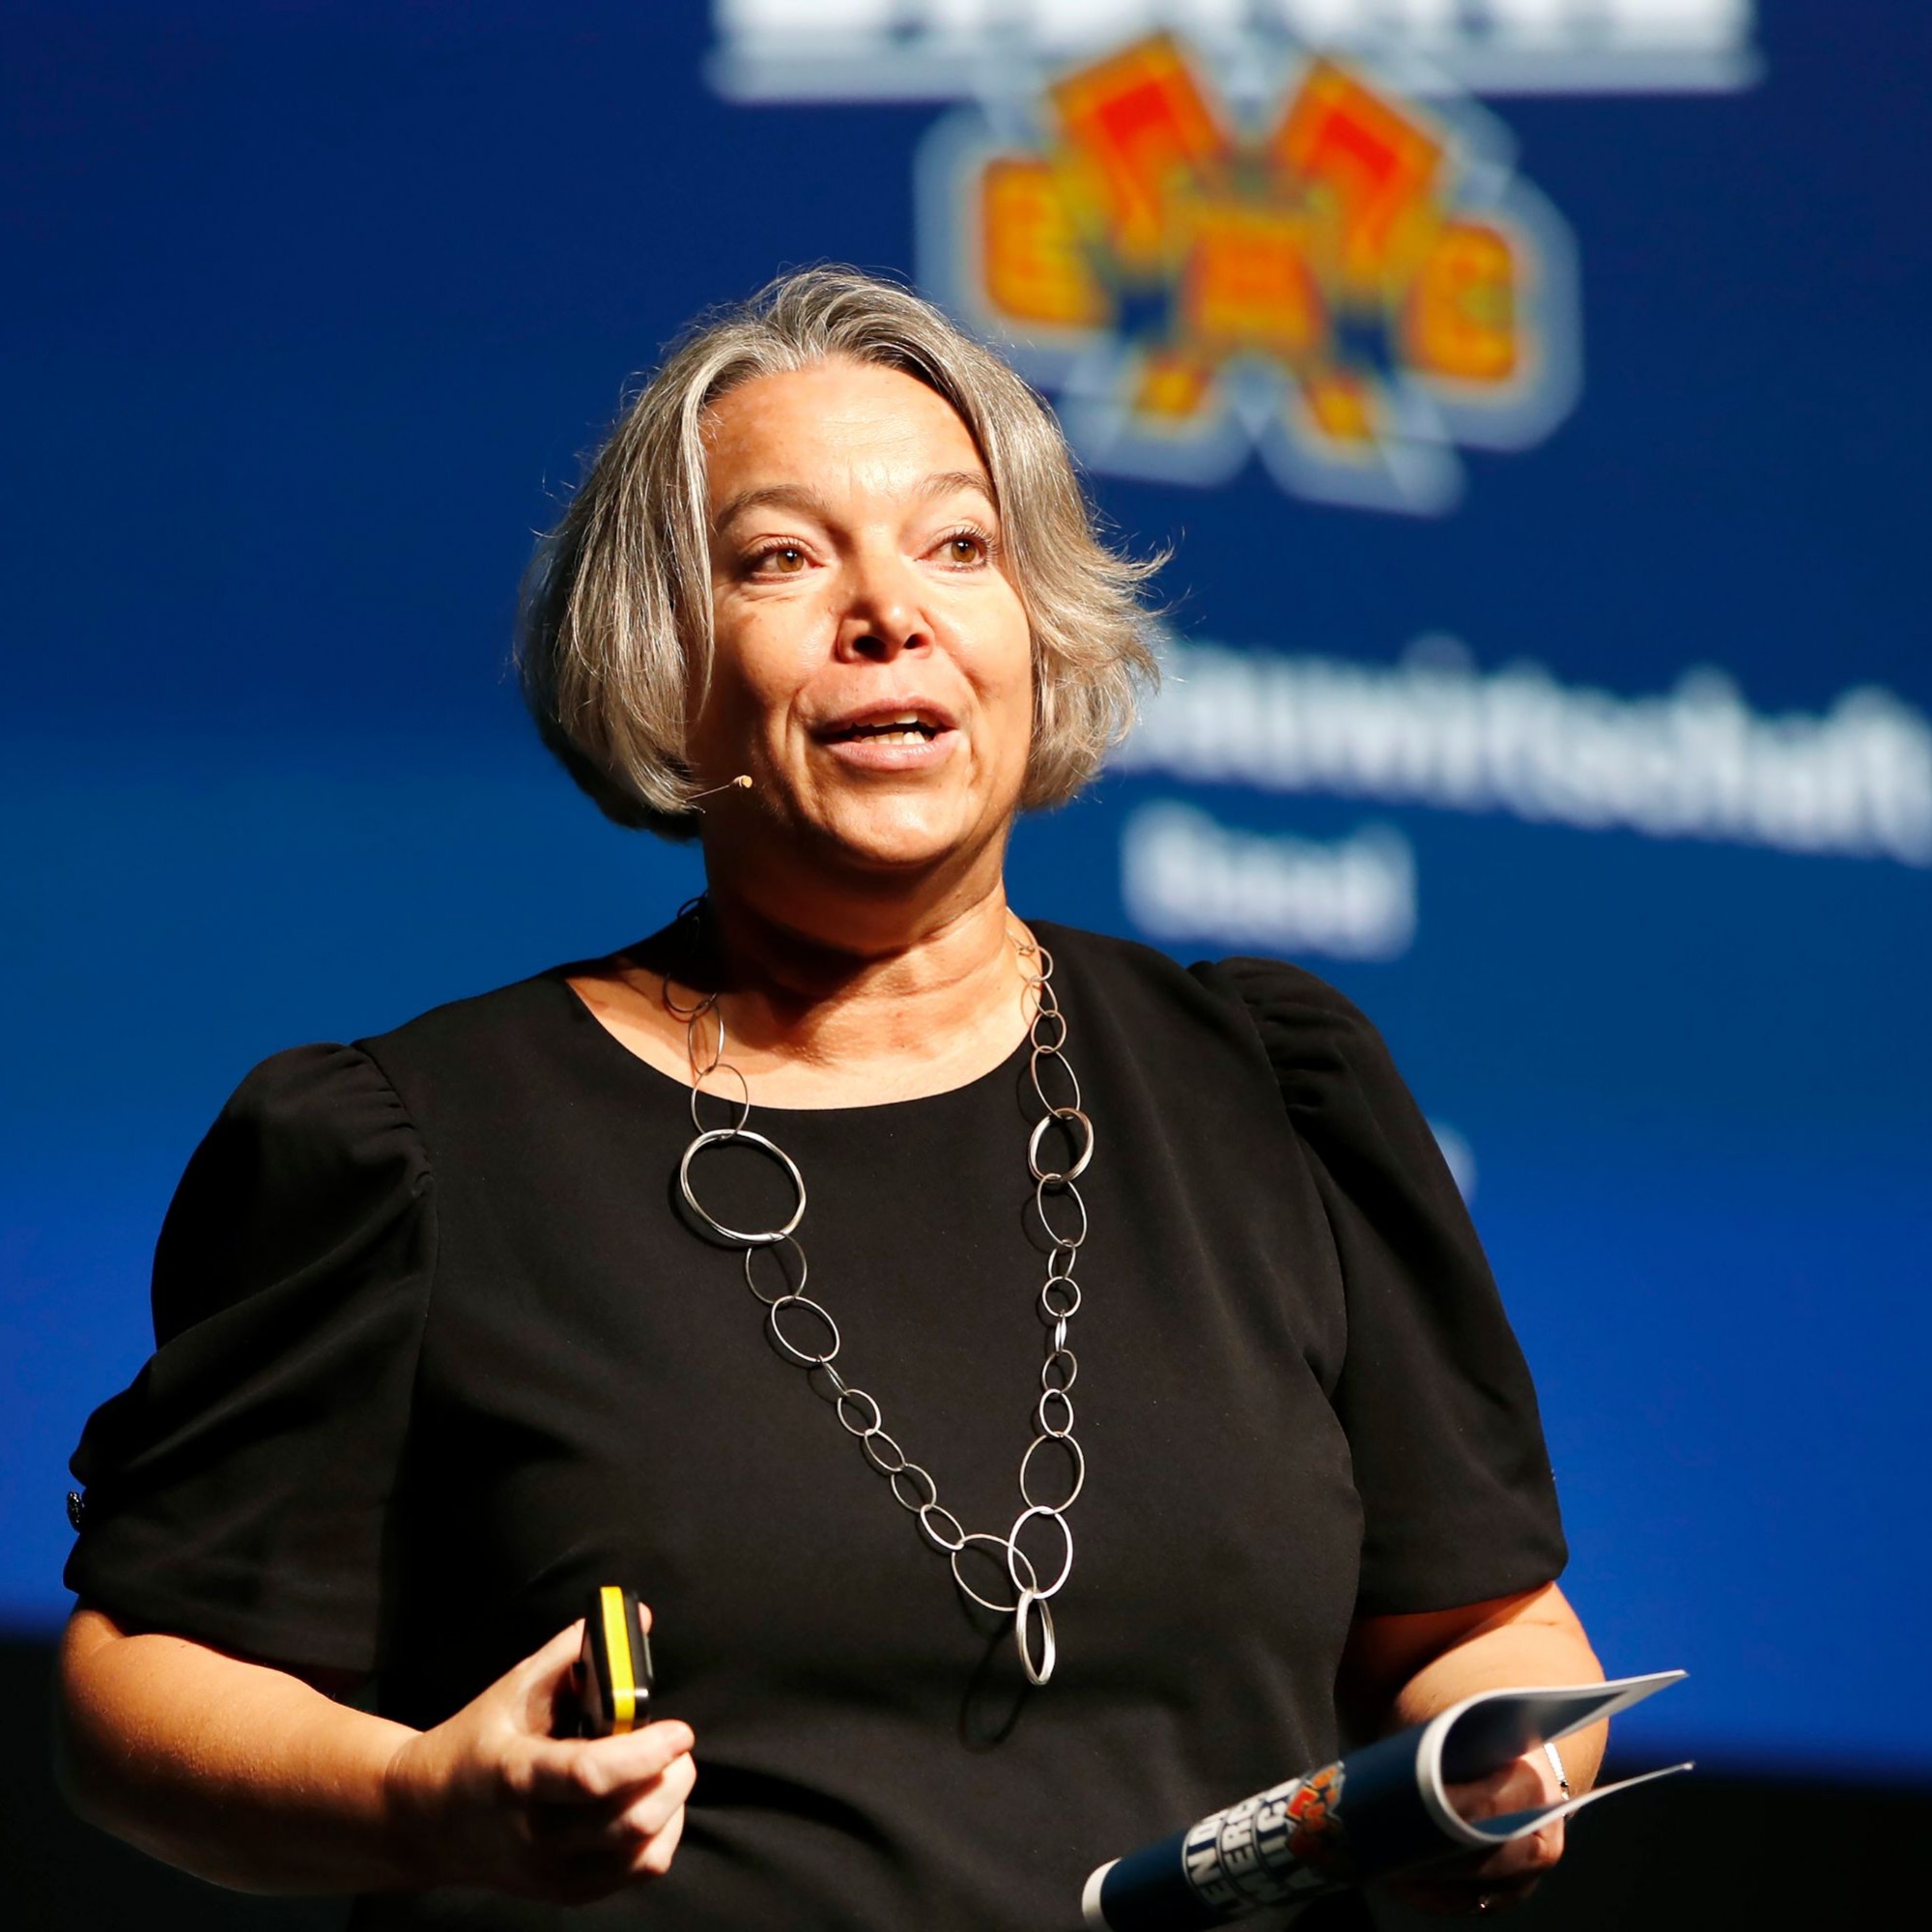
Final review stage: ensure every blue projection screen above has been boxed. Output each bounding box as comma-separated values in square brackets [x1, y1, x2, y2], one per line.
[5, 1, 1927, 1782]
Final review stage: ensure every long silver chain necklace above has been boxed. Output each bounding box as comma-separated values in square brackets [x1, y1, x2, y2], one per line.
[666, 900, 1093, 1686]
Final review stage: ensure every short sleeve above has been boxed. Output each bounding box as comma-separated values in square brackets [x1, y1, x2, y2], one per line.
[65, 1042, 435, 1675]
[1208, 956, 1568, 1616]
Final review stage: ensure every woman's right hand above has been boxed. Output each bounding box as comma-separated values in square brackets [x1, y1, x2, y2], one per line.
[382, 1605, 696, 1904]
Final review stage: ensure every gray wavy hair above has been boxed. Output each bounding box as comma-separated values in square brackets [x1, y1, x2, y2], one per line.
[514, 266, 1165, 838]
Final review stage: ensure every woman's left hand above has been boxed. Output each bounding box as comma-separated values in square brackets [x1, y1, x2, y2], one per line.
[1343, 1586, 1604, 1916]
[1380, 1747, 1566, 1916]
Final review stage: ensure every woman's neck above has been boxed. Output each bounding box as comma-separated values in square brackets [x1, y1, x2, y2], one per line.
[689, 871, 1033, 1102]
[568, 858, 1040, 1110]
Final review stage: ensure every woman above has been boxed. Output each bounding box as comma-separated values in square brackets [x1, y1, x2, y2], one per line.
[58, 269, 1604, 1929]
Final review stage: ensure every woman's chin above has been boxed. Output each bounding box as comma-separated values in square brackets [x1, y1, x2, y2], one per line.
[796, 797, 996, 880]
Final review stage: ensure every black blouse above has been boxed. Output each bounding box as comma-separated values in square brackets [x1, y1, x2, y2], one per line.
[66, 922, 1566, 1932]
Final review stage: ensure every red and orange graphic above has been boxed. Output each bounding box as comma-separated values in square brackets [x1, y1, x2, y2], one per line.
[923, 34, 1577, 512]
[1285, 1760, 1354, 1878]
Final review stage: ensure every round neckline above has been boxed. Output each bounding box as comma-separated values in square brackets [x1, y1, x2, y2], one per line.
[545, 965, 1039, 1120]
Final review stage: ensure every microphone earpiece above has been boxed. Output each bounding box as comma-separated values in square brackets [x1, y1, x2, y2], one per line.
[690, 775, 754, 810]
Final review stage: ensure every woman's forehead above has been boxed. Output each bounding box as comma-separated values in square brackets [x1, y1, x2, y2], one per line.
[703, 361, 987, 508]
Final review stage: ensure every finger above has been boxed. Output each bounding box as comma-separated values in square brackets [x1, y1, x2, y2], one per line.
[518, 1617, 588, 1681]
[1523, 1817, 1566, 1871]
[1492, 1817, 1566, 1874]
[508, 1616, 590, 1722]
[513, 1603, 655, 1732]
[1445, 1756, 1548, 1819]
[502, 1618, 592, 1736]
[1387, 1812, 1566, 1914]
[526, 1779, 691, 1904]
[533, 1750, 696, 1856]
[520, 1722, 697, 1804]
[630, 1799, 687, 1879]
[1454, 1820, 1565, 1888]
[616, 1748, 696, 1840]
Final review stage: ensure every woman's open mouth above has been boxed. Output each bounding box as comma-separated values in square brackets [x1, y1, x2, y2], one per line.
[826, 713, 942, 747]
[814, 705, 959, 768]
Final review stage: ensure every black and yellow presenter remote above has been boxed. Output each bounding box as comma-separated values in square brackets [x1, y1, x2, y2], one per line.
[576, 1584, 652, 1738]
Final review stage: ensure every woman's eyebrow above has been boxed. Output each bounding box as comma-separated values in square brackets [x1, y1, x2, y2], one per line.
[712, 469, 997, 533]
[712, 482, 831, 531]
[918, 468, 998, 511]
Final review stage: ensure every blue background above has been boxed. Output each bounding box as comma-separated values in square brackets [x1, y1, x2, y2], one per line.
[5, 1, 1926, 1782]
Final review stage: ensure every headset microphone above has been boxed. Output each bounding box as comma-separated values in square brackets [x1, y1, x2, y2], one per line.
[691, 774, 755, 809]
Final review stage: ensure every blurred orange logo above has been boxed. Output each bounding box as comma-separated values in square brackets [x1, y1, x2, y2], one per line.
[919, 35, 1579, 514]
[1286, 1761, 1353, 1877]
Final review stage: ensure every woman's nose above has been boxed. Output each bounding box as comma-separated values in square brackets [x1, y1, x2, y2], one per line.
[833, 550, 930, 663]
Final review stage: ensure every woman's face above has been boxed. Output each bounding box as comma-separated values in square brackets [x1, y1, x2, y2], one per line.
[689, 357, 1034, 888]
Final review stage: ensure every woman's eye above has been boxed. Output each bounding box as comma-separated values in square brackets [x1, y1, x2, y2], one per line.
[941, 532, 987, 565]
[754, 545, 808, 575]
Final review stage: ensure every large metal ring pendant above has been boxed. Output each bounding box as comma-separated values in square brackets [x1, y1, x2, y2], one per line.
[1027, 1105, 1094, 1183]
[1015, 1589, 1056, 1685]
[678, 1127, 806, 1245]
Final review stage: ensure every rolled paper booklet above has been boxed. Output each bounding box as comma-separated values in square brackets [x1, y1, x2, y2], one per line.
[1082, 1671, 1690, 1930]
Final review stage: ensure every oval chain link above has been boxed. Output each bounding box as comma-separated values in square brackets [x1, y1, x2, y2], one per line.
[668, 910, 1088, 1687]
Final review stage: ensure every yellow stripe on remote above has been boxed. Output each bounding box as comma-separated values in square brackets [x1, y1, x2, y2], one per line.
[599, 1584, 637, 1733]
[575, 1583, 652, 1738]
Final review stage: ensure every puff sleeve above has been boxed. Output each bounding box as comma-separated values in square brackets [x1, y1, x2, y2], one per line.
[1213, 957, 1568, 1615]
[64, 1042, 435, 1675]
